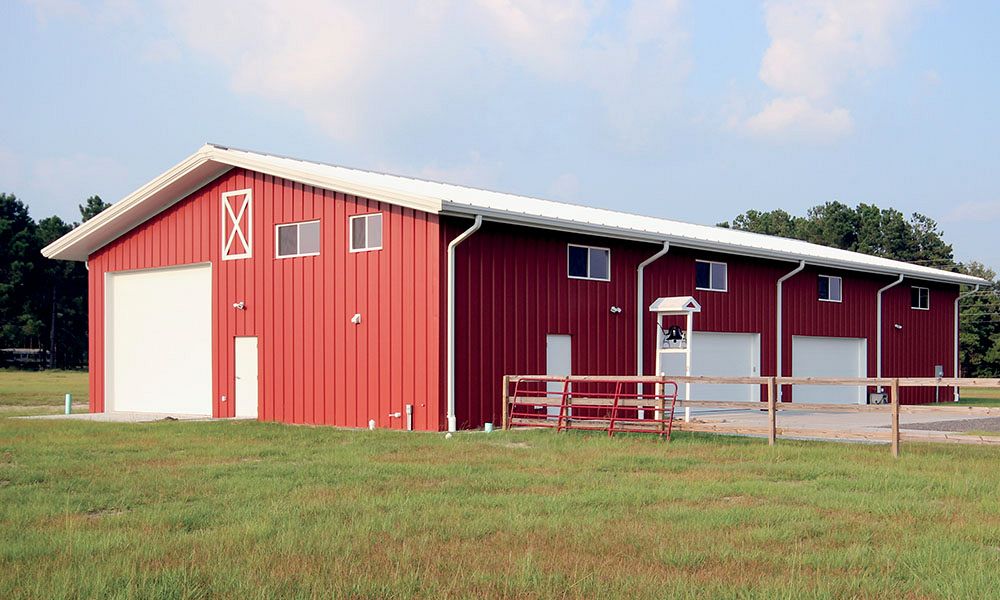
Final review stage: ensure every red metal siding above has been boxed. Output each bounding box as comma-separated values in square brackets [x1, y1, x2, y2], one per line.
[448, 219, 651, 429]
[88, 168, 444, 429]
[450, 224, 960, 425]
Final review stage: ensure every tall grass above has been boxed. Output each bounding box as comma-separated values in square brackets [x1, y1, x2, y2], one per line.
[2, 418, 999, 599]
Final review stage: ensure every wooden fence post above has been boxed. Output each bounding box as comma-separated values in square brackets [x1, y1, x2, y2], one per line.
[767, 377, 777, 446]
[502, 375, 510, 430]
[891, 378, 900, 458]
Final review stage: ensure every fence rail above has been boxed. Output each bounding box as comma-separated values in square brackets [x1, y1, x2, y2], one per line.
[502, 375, 1000, 457]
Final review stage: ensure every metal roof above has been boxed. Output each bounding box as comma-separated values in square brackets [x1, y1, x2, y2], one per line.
[42, 143, 988, 286]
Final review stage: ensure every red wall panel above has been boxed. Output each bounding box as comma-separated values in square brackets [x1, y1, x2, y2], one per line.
[449, 221, 961, 425]
[88, 169, 444, 430]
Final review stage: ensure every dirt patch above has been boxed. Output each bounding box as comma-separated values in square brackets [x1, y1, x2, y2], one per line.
[896, 417, 1000, 433]
[501, 441, 532, 449]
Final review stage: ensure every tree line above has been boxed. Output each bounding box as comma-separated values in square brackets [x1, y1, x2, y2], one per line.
[720, 202, 999, 377]
[0, 193, 108, 369]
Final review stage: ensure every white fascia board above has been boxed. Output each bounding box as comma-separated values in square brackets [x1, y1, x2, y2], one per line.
[440, 203, 989, 287]
[209, 147, 444, 215]
[42, 146, 226, 261]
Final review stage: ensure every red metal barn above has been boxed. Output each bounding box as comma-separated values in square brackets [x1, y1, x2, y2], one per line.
[42, 145, 987, 430]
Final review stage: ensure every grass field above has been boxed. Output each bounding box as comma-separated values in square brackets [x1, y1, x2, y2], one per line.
[958, 386, 1000, 406]
[2, 371, 1000, 598]
[0, 369, 88, 415]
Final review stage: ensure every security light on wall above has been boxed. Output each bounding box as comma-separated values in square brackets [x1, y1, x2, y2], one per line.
[610, 306, 623, 314]
[351, 313, 362, 325]
[894, 323, 903, 330]
[232, 301, 246, 310]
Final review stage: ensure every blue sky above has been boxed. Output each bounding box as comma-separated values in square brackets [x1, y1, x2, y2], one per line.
[2, 0, 998, 271]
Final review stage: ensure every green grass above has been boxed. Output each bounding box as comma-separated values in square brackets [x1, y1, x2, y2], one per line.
[0, 369, 88, 413]
[2, 417, 1000, 599]
[957, 387, 1000, 406]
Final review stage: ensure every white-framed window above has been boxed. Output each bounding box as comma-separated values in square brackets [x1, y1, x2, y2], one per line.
[350, 213, 383, 252]
[695, 260, 727, 292]
[818, 275, 842, 302]
[911, 286, 930, 310]
[567, 244, 611, 281]
[275, 220, 321, 258]
[221, 189, 252, 260]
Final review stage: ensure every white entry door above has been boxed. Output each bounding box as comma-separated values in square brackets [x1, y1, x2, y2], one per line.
[660, 332, 760, 402]
[545, 335, 572, 417]
[234, 337, 259, 418]
[106, 264, 212, 415]
[791, 336, 867, 404]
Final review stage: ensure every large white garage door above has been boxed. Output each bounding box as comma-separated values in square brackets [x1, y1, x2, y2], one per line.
[791, 336, 866, 404]
[106, 264, 213, 414]
[660, 332, 760, 402]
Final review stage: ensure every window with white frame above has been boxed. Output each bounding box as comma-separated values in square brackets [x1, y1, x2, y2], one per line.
[350, 213, 382, 252]
[911, 286, 930, 310]
[695, 260, 727, 292]
[818, 275, 842, 302]
[567, 244, 611, 281]
[221, 189, 252, 260]
[275, 220, 320, 258]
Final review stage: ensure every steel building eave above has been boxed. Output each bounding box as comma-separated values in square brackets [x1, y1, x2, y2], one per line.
[438, 205, 986, 287]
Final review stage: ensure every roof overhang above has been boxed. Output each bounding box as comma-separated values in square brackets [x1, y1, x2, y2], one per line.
[41, 144, 444, 261]
[42, 143, 991, 289]
[649, 296, 702, 313]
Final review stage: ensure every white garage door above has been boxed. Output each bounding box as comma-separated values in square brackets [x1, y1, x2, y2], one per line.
[106, 264, 213, 415]
[660, 332, 760, 402]
[791, 336, 866, 404]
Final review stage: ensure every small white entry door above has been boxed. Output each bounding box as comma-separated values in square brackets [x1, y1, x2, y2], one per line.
[546, 335, 572, 418]
[234, 337, 259, 418]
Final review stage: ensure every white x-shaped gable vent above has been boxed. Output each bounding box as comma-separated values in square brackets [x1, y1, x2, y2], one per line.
[221, 189, 252, 260]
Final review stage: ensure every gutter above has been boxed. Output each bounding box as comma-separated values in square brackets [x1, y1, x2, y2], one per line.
[636, 242, 670, 396]
[776, 261, 806, 400]
[953, 284, 981, 401]
[446, 215, 483, 432]
[876, 274, 905, 390]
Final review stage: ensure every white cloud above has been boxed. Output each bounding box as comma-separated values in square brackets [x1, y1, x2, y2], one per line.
[942, 201, 1000, 223]
[156, 0, 688, 145]
[744, 96, 852, 139]
[743, 0, 928, 141]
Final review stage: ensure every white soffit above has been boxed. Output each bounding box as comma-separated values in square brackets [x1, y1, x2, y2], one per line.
[41, 143, 989, 287]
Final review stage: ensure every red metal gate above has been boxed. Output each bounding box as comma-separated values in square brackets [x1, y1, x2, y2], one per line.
[504, 377, 680, 439]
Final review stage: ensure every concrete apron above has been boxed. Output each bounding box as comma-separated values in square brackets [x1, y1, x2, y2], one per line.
[22, 412, 212, 423]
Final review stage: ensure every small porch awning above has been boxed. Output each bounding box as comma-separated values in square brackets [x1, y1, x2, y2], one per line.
[648, 296, 701, 314]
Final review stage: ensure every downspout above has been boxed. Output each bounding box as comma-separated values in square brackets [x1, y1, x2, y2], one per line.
[953, 284, 981, 401]
[776, 260, 806, 400]
[446, 215, 482, 432]
[637, 242, 670, 396]
[876, 274, 905, 389]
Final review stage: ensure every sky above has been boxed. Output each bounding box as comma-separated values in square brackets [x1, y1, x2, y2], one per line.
[2, 0, 998, 271]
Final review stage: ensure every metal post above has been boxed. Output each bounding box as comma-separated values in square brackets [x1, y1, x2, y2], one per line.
[64, 393, 72, 415]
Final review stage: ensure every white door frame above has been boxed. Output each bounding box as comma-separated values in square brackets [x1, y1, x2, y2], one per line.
[234, 336, 259, 419]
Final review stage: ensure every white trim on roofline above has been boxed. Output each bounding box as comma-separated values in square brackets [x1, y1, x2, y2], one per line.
[41, 143, 989, 287]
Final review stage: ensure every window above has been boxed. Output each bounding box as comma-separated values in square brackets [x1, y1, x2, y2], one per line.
[695, 260, 727, 292]
[567, 244, 610, 281]
[818, 275, 842, 302]
[275, 220, 320, 258]
[350, 213, 382, 252]
[911, 286, 930, 310]
[221, 189, 252, 260]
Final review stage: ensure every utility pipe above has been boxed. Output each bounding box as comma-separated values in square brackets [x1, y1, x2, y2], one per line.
[876, 274, 905, 390]
[446, 215, 483, 432]
[775, 260, 805, 400]
[636, 242, 670, 398]
[953, 284, 981, 401]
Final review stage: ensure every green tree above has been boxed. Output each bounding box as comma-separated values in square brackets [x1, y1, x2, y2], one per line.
[957, 262, 1000, 378]
[0, 193, 42, 353]
[79, 195, 110, 222]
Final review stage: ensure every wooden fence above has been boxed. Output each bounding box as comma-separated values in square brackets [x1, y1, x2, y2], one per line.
[502, 375, 1000, 457]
